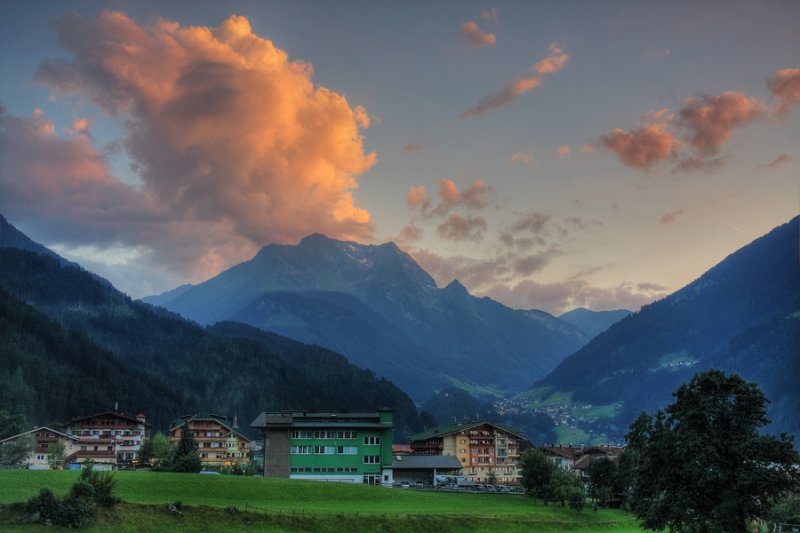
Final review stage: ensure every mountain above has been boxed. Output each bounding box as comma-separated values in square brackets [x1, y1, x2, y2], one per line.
[0, 213, 74, 266]
[0, 224, 426, 437]
[149, 233, 588, 400]
[533, 216, 800, 439]
[558, 307, 632, 340]
[140, 283, 194, 307]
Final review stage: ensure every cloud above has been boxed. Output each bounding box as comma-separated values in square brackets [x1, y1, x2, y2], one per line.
[660, 209, 685, 224]
[460, 21, 496, 48]
[408, 179, 495, 218]
[645, 49, 671, 62]
[672, 156, 725, 175]
[480, 8, 499, 25]
[7, 11, 377, 289]
[397, 224, 423, 244]
[404, 143, 429, 155]
[558, 145, 572, 157]
[768, 68, 800, 116]
[510, 151, 537, 166]
[765, 154, 794, 169]
[532, 43, 569, 75]
[581, 143, 596, 154]
[599, 123, 682, 170]
[678, 92, 766, 155]
[459, 43, 568, 119]
[481, 278, 666, 315]
[437, 214, 488, 242]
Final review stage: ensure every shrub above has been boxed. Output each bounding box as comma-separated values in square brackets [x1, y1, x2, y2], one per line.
[25, 488, 60, 521]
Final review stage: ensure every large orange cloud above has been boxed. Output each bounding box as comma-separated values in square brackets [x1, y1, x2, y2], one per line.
[678, 92, 765, 155]
[16, 11, 376, 282]
[599, 123, 682, 171]
[460, 21, 496, 48]
[768, 68, 800, 115]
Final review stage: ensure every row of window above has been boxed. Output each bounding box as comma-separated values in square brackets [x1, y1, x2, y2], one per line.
[290, 430, 359, 440]
[290, 446, 359, 455]
[291, 467, 359, 473]
[72, 430, 142, 437]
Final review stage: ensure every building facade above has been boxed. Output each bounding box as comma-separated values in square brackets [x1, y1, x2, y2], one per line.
[251, 410, 394, 485]
[64, 411, 150, 469]
[408, 421, 529, 484]
[0, 426, 78, 469]
[169, 413, 250, 467]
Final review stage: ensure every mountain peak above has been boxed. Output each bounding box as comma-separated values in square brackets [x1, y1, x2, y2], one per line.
[299, 233, 334, 246]
[444, 279, 469, 295]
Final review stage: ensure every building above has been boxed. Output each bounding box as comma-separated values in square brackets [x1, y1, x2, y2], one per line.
[391, 454, 463, 486]
[541, 444, 624, 482]
[0, 426, 78, 469]
[169, 413, 250, 467]
[64, 411, 150, 469]
[251, 410, 394, 485]
[408, 421, 530, 484]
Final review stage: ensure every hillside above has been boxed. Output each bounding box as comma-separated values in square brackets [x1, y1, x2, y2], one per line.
[0, 245, 424, 437]
[532, 216, 800, 439]
[558, 308, 632, 340]
[148, 233, 588, 400]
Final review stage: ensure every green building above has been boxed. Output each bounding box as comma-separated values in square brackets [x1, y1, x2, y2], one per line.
[250, 410, 394, 485]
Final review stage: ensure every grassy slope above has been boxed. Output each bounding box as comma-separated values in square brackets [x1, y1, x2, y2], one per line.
[0, 470, 643, 532]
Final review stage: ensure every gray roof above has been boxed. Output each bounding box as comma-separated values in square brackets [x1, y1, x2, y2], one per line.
[251, 410, 393, 429]
[392, 454, 463, 470]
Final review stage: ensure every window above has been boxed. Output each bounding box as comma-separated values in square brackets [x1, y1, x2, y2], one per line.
[363, 455, 380, 464]
[363, 436, 380, 445]
[363, 474, 381, 485]
[290, 446, 312, 455]
[337, 446, 358, 455]
[291, 430, 312, 439]
[313, 446, 336, 455]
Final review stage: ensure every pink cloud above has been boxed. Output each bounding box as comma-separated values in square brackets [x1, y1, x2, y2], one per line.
[678, 92, 766, 155]
[460, 21, 496, 48]
[6, 12, 377, 283]
[404, 143, 429, 155]
[768, 68, 800, 116]
[459, 43, 568, 119]
[558, 145, 572, 157]
[660, 209, 685, 224]
[510, 151, 537, 166]
[765, 154, 794, 169]
[397, 224, 423, 244]
[409, 179, 494, 218]
[672, 156, 725, 175]
[599, 123, 682, 170]
[581, 143, 596, 154]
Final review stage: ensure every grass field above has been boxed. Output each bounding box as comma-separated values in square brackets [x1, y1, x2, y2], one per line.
[0, 470, 645, 532]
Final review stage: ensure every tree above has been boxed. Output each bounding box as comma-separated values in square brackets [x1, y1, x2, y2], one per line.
[625, 370, 799, 533]
[47, 439, 66, 470]
[170, 429, 201, 473]
[0, 410, 33, 467]
[139, 432, 171, 467]
[520, 448, 556, 502]
[587, 457, 617, 507]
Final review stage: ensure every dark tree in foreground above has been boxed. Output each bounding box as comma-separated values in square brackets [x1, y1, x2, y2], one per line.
[625, 370, 798, 533]
[170, 429, 201, 473]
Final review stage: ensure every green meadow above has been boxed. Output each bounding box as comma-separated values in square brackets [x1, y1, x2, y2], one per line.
[0, 470, 644, 532]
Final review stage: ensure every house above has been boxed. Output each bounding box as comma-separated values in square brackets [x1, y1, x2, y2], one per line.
[391, 454, 463, 486]
[408, 421, 530, 484]
[540, 444, 624, 481]
[169, 413, 250, 467]
[251, 409, 394, 486]
[64, 411, 150, 469]
[539, 444, 584, 470]
[0, 426, 78, 469]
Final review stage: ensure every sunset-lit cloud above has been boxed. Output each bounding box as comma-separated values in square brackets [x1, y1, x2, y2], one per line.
[480, 8, 499, 25]
[408, 179, 495, 219]
[404, 143, 429, 155]
[13, 11, 376, 281]
[581, 143, 596, 154]
[768, 68, 800, 116]
[510, 151, 537, 166]
[764, 154, 794, 169]
[460, 21, 496, 48]
[660, 209, 685, 224]
[558, 145, 572, 157]
[678, 92, 766, 155]
[459, 43, 568, 119]
[599, 123, 682, 171]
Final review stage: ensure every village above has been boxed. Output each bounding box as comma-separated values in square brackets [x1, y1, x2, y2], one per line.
[0, 408, 624, 493]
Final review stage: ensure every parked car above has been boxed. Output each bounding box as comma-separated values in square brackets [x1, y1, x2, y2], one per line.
[399, 481, 410, 488]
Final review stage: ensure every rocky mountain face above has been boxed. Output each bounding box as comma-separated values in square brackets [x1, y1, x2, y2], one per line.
[148, 233, 588, 400]
[534, 216, 800, 439]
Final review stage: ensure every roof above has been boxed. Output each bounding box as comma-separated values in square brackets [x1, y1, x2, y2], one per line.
[66, 411, 152, 428]
[408, 420, 526, 442]
[170, 413, 249, 442]
[392, 455, 463, 470]
[540, 445, 583, 459]
[251, 410, 393, 429]
[0, 426, 78, 444]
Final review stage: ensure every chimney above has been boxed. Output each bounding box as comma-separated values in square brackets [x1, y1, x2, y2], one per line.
[114, 402, 119, 412]
[136, 413, 146, 423]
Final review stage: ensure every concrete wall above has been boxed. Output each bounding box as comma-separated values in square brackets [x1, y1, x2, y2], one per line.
[264, 428, 290, 477]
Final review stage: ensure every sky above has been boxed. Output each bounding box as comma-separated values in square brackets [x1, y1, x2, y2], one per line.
[1, 0, 798, 314]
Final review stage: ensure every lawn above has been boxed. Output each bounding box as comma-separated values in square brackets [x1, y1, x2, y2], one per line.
[0, 470, 645, 532]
